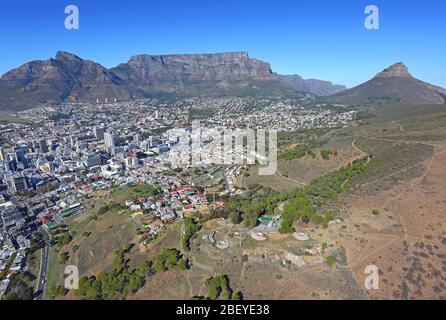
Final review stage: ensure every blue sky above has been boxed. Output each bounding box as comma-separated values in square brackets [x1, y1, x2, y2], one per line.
[0, 0, 445, 88]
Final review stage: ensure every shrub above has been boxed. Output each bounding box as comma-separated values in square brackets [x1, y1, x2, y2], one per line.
[326, 256, 336, 267]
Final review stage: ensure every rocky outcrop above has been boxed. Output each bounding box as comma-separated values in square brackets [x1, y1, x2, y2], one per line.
[375, 62, 412, 78]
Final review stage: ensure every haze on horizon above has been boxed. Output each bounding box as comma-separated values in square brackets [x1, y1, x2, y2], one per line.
[0, 0, 445, 88]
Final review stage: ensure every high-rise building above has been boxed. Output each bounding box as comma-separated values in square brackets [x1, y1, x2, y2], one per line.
[0, 147, 5, 161]
[4, 174, 28, 193]
[82, 152, 102, 168]
[148, 136, 162, 148]
[39, 139, 49, 153]
[13, 147, 26, 164]
[104, 132, 116, 148]
[93, 126, 105, 140]
[133, 134, 142, 143]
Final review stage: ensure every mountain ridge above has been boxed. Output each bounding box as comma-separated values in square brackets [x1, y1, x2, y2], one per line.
[0, 51, 346, 111]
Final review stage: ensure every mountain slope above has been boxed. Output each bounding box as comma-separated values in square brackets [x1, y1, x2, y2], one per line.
[0, 51, 346, 111]
[110, 52, 289, 97]
[328, 63, 446, 105]
[0, 51, 143, 110]
[277, 74, 346, 96]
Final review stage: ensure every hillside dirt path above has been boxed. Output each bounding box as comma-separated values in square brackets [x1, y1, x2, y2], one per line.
[339, 139, 370, 189]
[275, 138, 370, 188]
[344, 138, 446, 268]
[272, 264, 324, 299]
[392, 121, 405, 132]
[357, 137, 446, 188]
[352, 138, 368, 158]
[275, 170, 308, 186]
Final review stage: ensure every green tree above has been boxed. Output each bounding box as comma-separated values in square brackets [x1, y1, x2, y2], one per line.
[229, 211, 242, 225]
[326, 256, 336, 267]
[59, 252, 70, 264]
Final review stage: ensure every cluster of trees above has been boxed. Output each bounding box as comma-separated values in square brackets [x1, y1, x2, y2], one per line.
[244, 184, 275, 199]
[199, 191, 280, 228]
[279, 158, 368, 233]
[59, 252, 70, 264]
[50, 227, 73, 248]
[326, 256, 336, 267]
[197, 157, 369, 234]
[320, 149, 337, 160]
[97, 204, 110, 216]
[278, 145, 315, 161]
[2, 273, 34, 300]
[204, 188, 287, 228]
[203, 206, 231, 222]
[314, 211, 334, 229]
[53, 245, 189, 300]
[0, 253, 17, 279]
[221, 157, 369, 234]
[75, 243, 149, 300]
[229, 210, 242, 225]
[279, 194, 335, 233]
[192, 275, 242, 300]
[279, 191, 316, 234]
[305, 157, 369, 200]
[114, 243, 134, 257]
[152, 248, 189, 272]
[182, 218, 201, 252]
[227, 198, 266, 228]
[226, 191, 290, 228]
[206, 275, 238, 300]
[47, 285, 68, 299]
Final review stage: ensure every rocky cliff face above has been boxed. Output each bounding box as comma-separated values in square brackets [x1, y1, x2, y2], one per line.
[0, 51, 346, 111]
[375, 62, 412, 78]
[112, 52, 276, 85]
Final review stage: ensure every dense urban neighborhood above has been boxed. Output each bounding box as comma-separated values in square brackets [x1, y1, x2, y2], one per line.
[0, 97, 358, 299]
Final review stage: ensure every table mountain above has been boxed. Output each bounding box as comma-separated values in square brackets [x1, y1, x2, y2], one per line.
[111, 52, 346, 97]
[0, 51, 346, 111]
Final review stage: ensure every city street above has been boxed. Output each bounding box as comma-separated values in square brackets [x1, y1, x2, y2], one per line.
[35, 227, 50, 300]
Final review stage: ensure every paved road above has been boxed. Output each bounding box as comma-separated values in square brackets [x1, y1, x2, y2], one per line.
[35, 227, 51, 300]
[220, 166, 229, 190]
